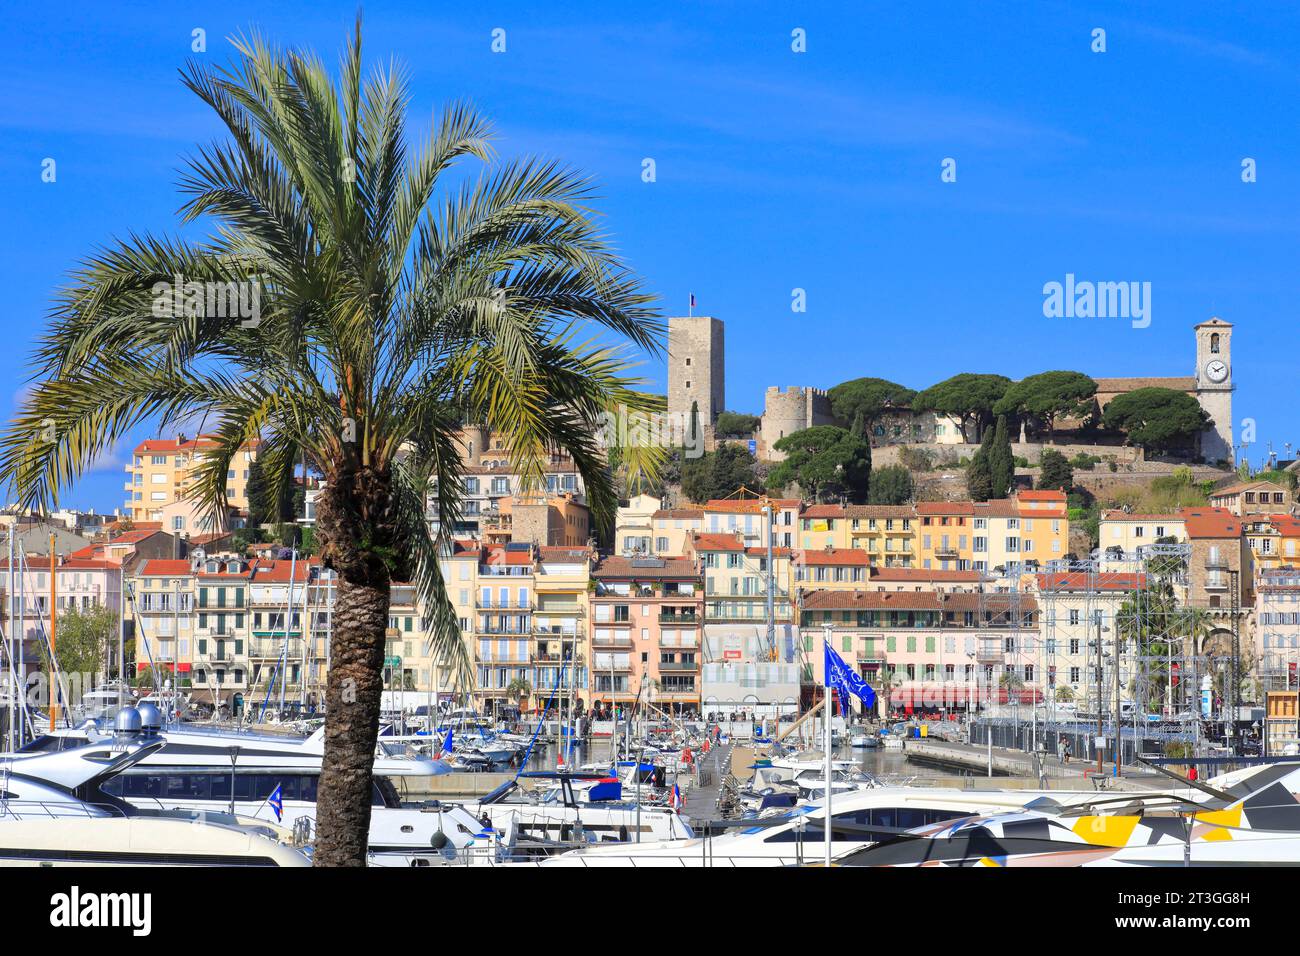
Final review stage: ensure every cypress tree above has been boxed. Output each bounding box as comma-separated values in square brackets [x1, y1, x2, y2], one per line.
[989, 414, 1014, 498]
[966, 427, 995, 501]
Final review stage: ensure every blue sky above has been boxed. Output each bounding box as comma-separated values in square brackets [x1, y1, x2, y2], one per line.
[2, 1, 1299, 511]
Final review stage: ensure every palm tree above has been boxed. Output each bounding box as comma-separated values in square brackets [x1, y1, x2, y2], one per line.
[0, 20, 662, 865]
[505, 676, 532, 713]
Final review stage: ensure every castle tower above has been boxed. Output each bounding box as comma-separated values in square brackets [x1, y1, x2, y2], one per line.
[1193, 317, 1234, 463]
[761, 386, 834, 461]
[667, 316, 725, 432]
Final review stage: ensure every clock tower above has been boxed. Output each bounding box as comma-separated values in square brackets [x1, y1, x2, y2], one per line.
[1194, 317, 1233, 463]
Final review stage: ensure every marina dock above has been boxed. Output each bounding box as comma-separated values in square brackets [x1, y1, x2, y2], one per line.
[902, 738, 1165, 790]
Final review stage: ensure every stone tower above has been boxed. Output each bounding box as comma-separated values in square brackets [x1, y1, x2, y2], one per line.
[760, 386, 835, 461]
[667, 316, 725, 433]
[1193, 317, 1234, 464]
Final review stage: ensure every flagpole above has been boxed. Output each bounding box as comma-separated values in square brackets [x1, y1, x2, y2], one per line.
[823, 622, 833, 868]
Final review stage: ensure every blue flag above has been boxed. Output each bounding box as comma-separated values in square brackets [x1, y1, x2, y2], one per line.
[439, 728, 454, 758]
[824, 640, 877, 715]
[268, 782, 283, 822]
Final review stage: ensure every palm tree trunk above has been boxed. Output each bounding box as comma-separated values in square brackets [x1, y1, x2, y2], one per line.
[311, 471, 396, 867]
[313, 572, 389, 866]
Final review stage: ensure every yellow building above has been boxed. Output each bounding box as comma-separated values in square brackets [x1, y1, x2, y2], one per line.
[1243, 514, 1300, 575]
[1098, 511, 1186, 568]
[614, 494, 662, 554]
[974, 491, 1070, 574]
[125, 436, 258, 523]
[844, 505, 917, 566]
[534, 547, 592, 706]
[687, 532, 793, 624]
[798, 504, 849, 550]
[650, 507, 705, 557]
[916, 502, 976, 570]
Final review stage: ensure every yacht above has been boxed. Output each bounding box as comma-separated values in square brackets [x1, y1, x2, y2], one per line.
[526, 773, 1243, 867]
[838, 762, 1300, 867]
[0, 708, 309, 867]
[472, 771, 693, 850]
[21, 709, 489, 867]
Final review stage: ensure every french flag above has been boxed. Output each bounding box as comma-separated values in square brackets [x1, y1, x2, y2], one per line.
[669, 783, 682, 810]
[436, 728, 453, 759]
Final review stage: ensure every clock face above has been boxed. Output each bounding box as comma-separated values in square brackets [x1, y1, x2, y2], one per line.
[1204, 360, 1229, 383]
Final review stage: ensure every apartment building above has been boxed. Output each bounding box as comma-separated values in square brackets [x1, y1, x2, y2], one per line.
[482, 493, 590, 548]
[799, 590, 1040, 713]
[844, 505, 916, 566]
[1099, 511, 1187, 566]
[473, 543, 536, 713]
[1243, 514, 1300, 574]
[191, 557, 252, 708]
[1209, 480, 1293, 517]
[591, 555, 702, 714]
[916, 502, 975, 570]
[123, 436, 258, 524]
[701, 498, 800, 549]
[246, 558, 316, 703]
[1183, 507, 1251, 613]
[1035, 571, 1146, 706]
[1257, 568, 1300, 690]
[440, 462, 585, 539]
[128, 559, 196, 684]
[793, 547, 871, 592]
[533, 547, 591, 707]
[797, 504, 847, 550]
[0, 554, 125, 689]
[614, 494, 662, 554]
[649, 508, 705, 556]
[972, 492, 1069, 574]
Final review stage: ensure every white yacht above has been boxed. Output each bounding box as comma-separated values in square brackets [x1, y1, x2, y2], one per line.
[22, 708, 488, 867]
[473, 771, 693, 851]
[0, 709, 309, 867]
[527, 777, 1235, 867]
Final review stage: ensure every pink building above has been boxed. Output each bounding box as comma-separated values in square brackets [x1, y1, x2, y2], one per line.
[591, 555, 702, 716]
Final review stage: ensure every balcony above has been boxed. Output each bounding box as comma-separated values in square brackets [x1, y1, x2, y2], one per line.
[658, 611, 698, 625]
[658, 660, 698, 672]
[592, 634, 633, 649]
[476, 600, 534, 610]
[478, 624, 531, 636]
[534, 624, 580, 637]
[535, 603, 583, 616]
[249, 639, 307, 659]
[659, 635, 698, 649]
[475, 651, 530, 664]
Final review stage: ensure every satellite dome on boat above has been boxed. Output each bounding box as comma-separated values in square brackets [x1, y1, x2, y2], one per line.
[114, 706, 142, 735]
[136, 702, 163, 734]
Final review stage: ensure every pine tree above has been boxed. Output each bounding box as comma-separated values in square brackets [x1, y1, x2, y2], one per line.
[989, 414, 1014, 498]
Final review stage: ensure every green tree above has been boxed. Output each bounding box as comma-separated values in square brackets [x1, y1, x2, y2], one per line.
[966, 426, 995, 501]
[681, 444, 761, 503]
[868, 465, 914, 505]
[43, 604, 117, 704]
[0, 21, 661, 865]
[768, 425, 871, 503]
[1101, 387, 1211, 454]
[988, 415, 1014, 498]
[993, 371, 1097, 442]
[506, 676, 532, 711]
[827, 377, 916, 427]
[1037, 449, 1074, 492]
[913, 373, 1012, 442]
[714, 411, 760, 437]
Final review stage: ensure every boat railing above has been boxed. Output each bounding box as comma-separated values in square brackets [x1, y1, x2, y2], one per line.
[0, 799, 122, 820]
